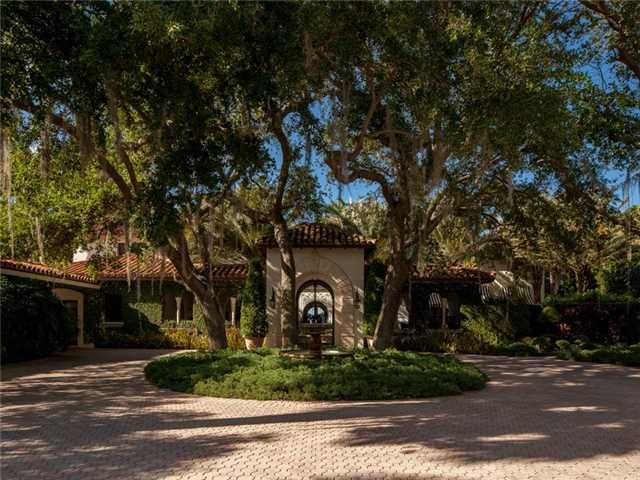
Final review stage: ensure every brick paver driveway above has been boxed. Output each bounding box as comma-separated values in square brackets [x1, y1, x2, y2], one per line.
[1, 349, 639, 480]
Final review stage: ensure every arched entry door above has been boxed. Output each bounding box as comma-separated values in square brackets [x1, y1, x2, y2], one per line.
[297, 280, 335, 345]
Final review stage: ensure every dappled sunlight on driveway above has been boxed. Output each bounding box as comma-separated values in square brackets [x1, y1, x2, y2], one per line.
[1, 349, 639, 479]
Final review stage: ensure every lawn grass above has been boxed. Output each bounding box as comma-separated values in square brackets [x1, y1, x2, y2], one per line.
[144, 349, 487, 401]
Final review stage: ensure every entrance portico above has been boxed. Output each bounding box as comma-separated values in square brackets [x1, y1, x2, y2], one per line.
[262, 223, 372, 348]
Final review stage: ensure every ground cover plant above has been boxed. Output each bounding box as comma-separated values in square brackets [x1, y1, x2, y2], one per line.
[144, 350, 487, 401]
[555, 341, 640, 367]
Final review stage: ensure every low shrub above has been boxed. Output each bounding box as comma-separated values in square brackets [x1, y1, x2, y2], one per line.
[226, 326, 245, 350]
[460, 305, 512, 346]
[144, 349, 487, 401]
[95, 326, 246, 351]
[460, 304, 543, 345]
[1, 276, 75, 362]
[531, 335, 556, 354]
[555, 339, 571, 351]
[540, 305, 561, 324]
[493, 341, 540, 357]
[393, 329, 491, 354]
[562, 343, 640, 367]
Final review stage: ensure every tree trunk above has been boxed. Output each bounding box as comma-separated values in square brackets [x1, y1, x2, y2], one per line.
[373, 256, 410, 350]
[531, 267, 543, 304]
[165, 239, 228, 350]
[575, 265, 595, 294]
[34, 216, 45, 264]
[273, 220, 297, 346]
[196, 291, 229, 351]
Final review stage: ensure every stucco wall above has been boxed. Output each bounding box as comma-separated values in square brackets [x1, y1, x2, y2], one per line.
[266, 247, 365, 348]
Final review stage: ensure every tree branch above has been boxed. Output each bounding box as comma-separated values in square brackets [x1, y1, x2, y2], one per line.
[106, 84, 139, 191]
[14, 100, 79, 140]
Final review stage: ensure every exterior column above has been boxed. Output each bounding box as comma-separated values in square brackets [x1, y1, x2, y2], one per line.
[230, 297, 237, 326]
[441, 297, 448, 329]
[175, 296, 182, 324]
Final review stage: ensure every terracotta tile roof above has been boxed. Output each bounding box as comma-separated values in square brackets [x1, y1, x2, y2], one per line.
[0, 258, 98, 284]
[259, 223, 375, 248]
[68, 254, 247, 283]
[412, 266, 495, 285]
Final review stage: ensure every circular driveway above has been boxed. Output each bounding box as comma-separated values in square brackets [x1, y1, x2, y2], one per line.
[1, 349, 639, 480]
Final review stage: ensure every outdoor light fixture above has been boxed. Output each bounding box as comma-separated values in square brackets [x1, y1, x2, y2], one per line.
[354, 290, 361, 307]
[270, 288, 276, 308]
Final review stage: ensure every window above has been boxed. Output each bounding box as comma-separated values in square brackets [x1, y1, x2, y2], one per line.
[181, 292, 194, 321]
[302, 302, 329, 324]
[162, 294, 177, 322]
[297, 281, 334, 325]
[104, 294, 122, 322]
[297, 280, 335, 345]
[116, 242, 127, 256]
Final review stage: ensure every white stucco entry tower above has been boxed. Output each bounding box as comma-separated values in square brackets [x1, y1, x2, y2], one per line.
[263, 224, 370, 348]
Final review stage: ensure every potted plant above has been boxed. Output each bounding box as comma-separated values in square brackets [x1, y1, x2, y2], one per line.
[240, 258, 267, 349]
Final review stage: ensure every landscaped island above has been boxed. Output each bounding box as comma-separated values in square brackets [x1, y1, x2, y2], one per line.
[144, 350, 487, 401]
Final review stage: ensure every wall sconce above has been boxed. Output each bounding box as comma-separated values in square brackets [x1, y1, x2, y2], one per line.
[354, 290, 361, 308]
[269, 287, 276, 308]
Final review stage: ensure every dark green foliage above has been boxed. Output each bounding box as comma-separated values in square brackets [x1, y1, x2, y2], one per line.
[559, 343, 640, 367]
[394, 329, 492, 354]
[540, 305, 561, 324]
[95, 326, 245, 351]
[144, 350, 487, 401]
[0, 276, 74, 362]
[545, 291, 638, 305]
[599, 250, 640, 298]
[239, 258, 267, 338]
[544, 291, 640, 343]
[460, 304, 538, 345]
[409, 284, 437, 330]
[492, 342, 541, 357]
[363, 261, 386, 336]
[83, 291, 103, 344]
[100, 281, 213, 334]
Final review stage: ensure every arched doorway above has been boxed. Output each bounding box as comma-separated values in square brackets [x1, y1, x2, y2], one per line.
[297, 280, 335, 345]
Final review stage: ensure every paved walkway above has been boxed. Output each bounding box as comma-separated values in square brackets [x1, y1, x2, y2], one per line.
[1, 349, 639, 480]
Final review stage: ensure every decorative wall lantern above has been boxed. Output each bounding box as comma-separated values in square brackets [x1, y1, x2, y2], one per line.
[269, 287, 276, 308]
[353, 290, 361, 308]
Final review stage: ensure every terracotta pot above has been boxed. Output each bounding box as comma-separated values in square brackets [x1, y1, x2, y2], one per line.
[244, 336, 265, 350]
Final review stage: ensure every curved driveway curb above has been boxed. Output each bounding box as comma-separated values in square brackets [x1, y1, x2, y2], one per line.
[2, 349, 639, 479]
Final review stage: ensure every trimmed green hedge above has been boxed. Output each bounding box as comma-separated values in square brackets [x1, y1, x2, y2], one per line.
[95, 326, 245, 350]
[1, 276, 75, 362]
[544, 291, 640, 343]
[144, 350, 487, 401]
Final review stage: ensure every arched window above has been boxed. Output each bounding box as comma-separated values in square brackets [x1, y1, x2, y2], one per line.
[302, 301, 329, 324]
[297, 280, 335, 344]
